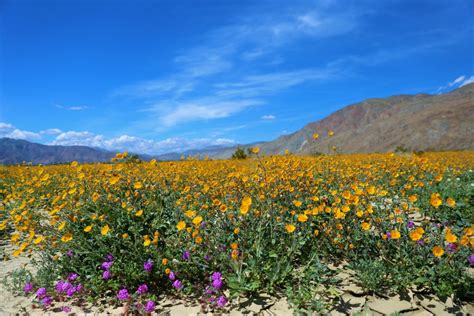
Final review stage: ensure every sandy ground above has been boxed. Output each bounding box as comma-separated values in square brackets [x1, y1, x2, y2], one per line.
[1, 244, 472, 315]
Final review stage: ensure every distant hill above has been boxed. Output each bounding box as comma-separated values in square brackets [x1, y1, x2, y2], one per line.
[216, 83, 473, 157]
[259, 83, 474, 155]
[0, 138, 117, 165]
[1, 84, 473, 164]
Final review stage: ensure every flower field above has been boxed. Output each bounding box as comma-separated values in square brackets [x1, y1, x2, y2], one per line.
[1, 151, 473, 314]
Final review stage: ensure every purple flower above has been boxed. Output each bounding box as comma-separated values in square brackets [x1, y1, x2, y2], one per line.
[172, 280, 183, 290]
[117, 288, 129, 300]
[66, 286, 77, 297]
[407, 221, 415, 229]
[169, 271, 176, 281]
[62, 306, 72, 313]
[211, 272, 222, 281]
[385, 232, 392, 240]
[23, 282, 33, 294]
[468, 255, 474, 265]
[417, 239, 425, 246]
[36, 287, 47, 298]
[102, 270, 111, 280]
[182, 250, 190, 261]
[101, 261, 113, 270]
[145, 300, 156, 313]
[204, 255, 210, 261]
[106, 254, 114, 262]
[137, 283, 148, 295]
[216, 295, 227, 307]
[76, 284, 83, 292]
[55, 281, 72, 293]
[200, 222, 206, 228]
[144, 259, 154, 272]
[212, 278, 222, 290]
[66, 250, 74, 257]
[67, 273, 78, 281]
[447, 243, 457, 253]
[41, 295, 53, 307]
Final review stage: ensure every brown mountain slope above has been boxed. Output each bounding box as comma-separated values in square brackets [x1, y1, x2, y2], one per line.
[259, 83, 474, 155]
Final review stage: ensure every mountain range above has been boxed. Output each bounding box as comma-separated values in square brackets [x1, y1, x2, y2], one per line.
[1, 83, 473, 165]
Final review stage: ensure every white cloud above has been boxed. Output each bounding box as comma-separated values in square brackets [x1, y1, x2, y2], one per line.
[54, 103, 89, 111]
[460, 76, 474, 87]
[40, 128, 62, 135]
[448, 75, 465, 87]
[151, 99, 263, 127]
[436, 75, 474, 92]
[0, 122, 14, 129]
[261, 115, 276, 120]
[50, 130, 236, 154]
[215, 68, 336, 98]
[0, 122, 42, 140]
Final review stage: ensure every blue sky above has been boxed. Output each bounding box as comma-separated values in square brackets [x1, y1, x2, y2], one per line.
[0, 0, 473, 154]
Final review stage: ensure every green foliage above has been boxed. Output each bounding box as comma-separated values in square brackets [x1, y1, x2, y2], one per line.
[231, 147, 248, 159]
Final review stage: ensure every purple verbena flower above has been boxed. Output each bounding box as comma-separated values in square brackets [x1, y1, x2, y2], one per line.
[106, 254, 114, 262]
[211, 272, 222, 281]
[62, 306, 72, 313]
[417, 239, 425, 246]
[66, 250, 74, 258]
[67, 273, 78, 281]
[101, 261, 113, 270]
[23, 282, 33, 294]
[212, 278, 222, 290]
[143, 259, 154, 272]
[182, 250, 190, 261]
[168, 271, 176, 281]
[447, 243, 457, 253]
[41, 295, 53, 307]
[145, 300, 156, 313]
[136, 283, 148, 295]
[117, 288, 129, 300]
[216, 295, 227, 307]
[66, 286, 76, 297]
[36, 287, 47, 298]
[172, 280, 183, 290]
[76, 284, 83, 292]
[468, 254, 474, 265]
[407, 221, 415, 229]
[204, 255, 210, 261]
[103, 270, 111, 280]
[385, 232, 392, 240]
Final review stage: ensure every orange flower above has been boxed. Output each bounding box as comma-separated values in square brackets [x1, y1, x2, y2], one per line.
[430, 193, 442, 208]
[432, 246, 444, 257]
[390, 230, 401, 239]
[176, 221, 186, 231]
[361, 222, 371, 231]
[286, 224, 296, 233]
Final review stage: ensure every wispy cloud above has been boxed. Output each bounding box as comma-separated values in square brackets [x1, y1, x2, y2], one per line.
[148, 99, 263, 127]
[261, 114, 276, 120]
[54, 103, 89, 111]
[436, 75, 473, 93]
[111, 2, 361, 128]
